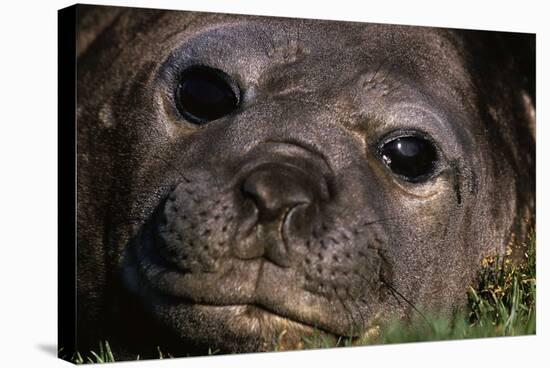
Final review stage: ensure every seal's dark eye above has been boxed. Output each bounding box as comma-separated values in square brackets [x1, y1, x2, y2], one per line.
[176, 66, 240, 124]
[379, 135, 438, 182]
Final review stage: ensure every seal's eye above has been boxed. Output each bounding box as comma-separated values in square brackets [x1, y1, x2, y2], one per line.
[379, 135, 438, 182]
[175, 66, 240, 124]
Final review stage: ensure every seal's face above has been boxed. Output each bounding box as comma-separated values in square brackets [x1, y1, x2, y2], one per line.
[77, 9, 534, 354]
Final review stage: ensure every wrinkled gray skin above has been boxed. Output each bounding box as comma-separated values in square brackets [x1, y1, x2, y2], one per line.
[76, 5, 535, 357]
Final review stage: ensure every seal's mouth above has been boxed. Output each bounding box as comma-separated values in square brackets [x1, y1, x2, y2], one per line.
[147, 296, 368, 351]
[188, 303, 367, 350]
[197, 302, 334, 336]
[128, 256, 366, 339]
[123, 220, 373, 340]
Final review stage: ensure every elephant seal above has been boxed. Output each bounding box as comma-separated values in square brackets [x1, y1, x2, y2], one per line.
[75, 5, 535, 357]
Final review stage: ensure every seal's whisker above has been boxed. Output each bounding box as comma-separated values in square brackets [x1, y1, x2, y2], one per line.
[150, 152, 192, 184]
[352, 216, 403, 234]
[363, 216, 400, 227]
[340, 292, 364, 336]
[254, 25, 276, 58]
[345, 288, 368, 335]
[331, 286, 359, 336]
[385, 284, 405, 309]
[380, 280, 429, 323]
[252, 24, 273, 58]
[295, 24, 301, 50]
[366, 56, 390, 85]
[381, 62, 396, 83]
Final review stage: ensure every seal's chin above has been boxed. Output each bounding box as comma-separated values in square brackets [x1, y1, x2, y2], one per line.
[150, 297, 370, 353]
[176, 303, 340, 351]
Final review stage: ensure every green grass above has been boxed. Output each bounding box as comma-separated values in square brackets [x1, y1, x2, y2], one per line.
[61, 341, 118, 364]
[64, 232, 535, 362]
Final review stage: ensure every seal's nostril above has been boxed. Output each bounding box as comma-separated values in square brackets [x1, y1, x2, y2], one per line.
[241, 164, 315, 223]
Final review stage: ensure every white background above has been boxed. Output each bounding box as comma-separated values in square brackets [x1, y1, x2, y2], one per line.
[0, 0, 547, 366]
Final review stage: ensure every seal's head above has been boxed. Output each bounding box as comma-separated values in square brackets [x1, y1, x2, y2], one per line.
[76, 6, 535, 355]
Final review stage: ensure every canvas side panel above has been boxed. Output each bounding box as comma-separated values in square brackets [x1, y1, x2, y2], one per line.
[58, 4, 77, 362]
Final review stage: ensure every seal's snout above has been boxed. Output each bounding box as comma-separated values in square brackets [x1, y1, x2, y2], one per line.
[241, 163, 316, 222]
[236, 159, 328, 266]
